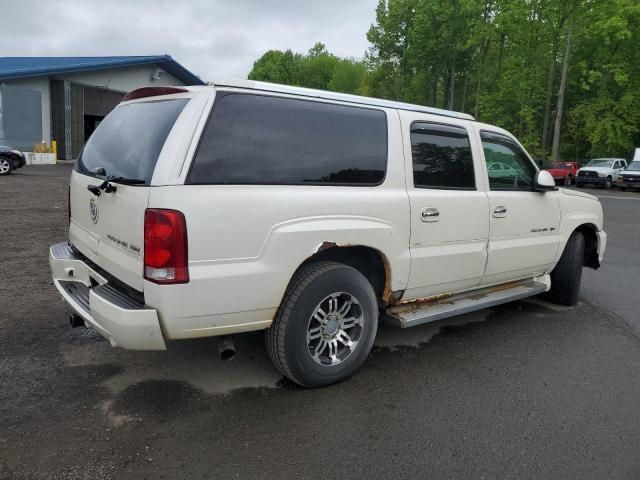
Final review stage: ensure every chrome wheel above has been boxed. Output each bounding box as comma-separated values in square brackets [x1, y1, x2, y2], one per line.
[306, 292, 364, 366]
[0, 159, 10, 175]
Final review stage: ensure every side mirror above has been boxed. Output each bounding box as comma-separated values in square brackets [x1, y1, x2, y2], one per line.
[535, 170, 558, 192]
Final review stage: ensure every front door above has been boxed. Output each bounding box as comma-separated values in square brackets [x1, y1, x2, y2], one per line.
[401, 114, 490, 300]
[478, 129, 561, 285]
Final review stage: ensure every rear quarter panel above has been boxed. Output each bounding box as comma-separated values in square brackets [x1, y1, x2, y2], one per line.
[145, 107, 412, 339]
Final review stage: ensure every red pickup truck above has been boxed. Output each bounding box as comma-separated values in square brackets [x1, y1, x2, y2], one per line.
[545, 162, 579, 186]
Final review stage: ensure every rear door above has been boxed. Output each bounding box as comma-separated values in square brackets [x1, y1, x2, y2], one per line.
[477, 128, 561, 285]
[401, 112, 490, 299]
[70, 96, 190, 291]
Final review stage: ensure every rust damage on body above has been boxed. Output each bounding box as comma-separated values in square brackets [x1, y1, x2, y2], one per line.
[381, 256, 393, 304]
[311, 241, 393, 306]
[392, 291, 458, 312]
[317, 241, 339, 252]
[390, 279, 532, 313]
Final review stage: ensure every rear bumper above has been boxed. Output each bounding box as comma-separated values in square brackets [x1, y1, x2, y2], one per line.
[49, 242, 166, 350]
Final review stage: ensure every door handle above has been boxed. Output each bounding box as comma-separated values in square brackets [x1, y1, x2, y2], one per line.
[492, 206, 507, 218]
[421, 207, 440, 222]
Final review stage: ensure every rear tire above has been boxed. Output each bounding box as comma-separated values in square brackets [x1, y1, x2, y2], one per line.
[266, 261, 378, 387]
[563, 176, 571, 187]
[620, 187, 627, 192]
[546, 231, 585, 306]
[0, 158, 12, 176]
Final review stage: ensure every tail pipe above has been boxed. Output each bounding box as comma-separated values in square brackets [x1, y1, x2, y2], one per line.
[218, 335, 236, 361]
[69, 314, 84, 328]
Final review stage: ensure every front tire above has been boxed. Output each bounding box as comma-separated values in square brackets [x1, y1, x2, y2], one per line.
[546, 231, 585, 306]
[0, 158, 12, 176]
[576, 182, 584, 188]
[603, 176, 612, 189]
[266, 261, 378, 387]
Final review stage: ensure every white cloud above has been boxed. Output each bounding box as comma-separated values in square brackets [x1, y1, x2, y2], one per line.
[0, 0, 378, 81]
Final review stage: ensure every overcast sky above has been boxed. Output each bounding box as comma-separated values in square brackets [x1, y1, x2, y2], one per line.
[0, 0, 378, 82]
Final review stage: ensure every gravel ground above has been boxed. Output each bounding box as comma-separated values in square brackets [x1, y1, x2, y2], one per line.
[1, 165, 639, 479]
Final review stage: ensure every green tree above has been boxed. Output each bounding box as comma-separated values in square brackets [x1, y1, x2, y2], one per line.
[249, 43, 368, 95]
[248, 49, 303, 85]
[249, 0, 640, 160]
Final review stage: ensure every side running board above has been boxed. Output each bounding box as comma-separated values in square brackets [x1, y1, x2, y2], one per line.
[385, 276, 550, 328]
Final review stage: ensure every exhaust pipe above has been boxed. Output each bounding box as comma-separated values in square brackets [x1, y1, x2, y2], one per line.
[69, 314, 84, 328]
[218, 335, 236, 361]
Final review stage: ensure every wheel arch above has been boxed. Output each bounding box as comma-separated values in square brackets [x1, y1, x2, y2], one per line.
[296, 243, 393, 306]
[574, 223, 600, 269]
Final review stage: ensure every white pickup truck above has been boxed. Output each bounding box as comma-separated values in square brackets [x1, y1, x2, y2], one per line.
[576, 158, 627, 189]
[50, 81, 606, 387]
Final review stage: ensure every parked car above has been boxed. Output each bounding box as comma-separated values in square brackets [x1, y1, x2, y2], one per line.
[545, 161, 579, 186]
[486, 161, 522, 178]
[576, 158, 627, 189]
[50, 82, 606, 387]
[0, 145, 26, 175]
[617, 160, 640, 191]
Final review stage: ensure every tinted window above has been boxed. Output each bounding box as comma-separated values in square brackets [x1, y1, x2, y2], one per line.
[76, 99, 188, 184]
[187, 93, 387, 185]
[481, 131, 536, 191]
[410, 123, 475, 189]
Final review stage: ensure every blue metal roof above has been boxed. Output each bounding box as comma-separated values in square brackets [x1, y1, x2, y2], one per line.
[0, 55, 204, 85]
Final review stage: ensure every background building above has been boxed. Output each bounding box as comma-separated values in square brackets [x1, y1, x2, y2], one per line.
[0, 56, 204, 159]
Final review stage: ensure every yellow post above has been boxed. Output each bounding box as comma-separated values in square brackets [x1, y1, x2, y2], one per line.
[52, 140, 57, 159]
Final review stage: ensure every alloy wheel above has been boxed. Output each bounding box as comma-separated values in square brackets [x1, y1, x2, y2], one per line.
[306, 292, 364, 366]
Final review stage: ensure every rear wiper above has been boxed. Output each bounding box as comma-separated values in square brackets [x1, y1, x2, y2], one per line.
[107, 176, 146, 185]
[86, 174, 146, 196]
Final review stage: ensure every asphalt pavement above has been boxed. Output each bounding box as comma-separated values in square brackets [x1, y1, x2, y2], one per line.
[1, 165, 639, 479]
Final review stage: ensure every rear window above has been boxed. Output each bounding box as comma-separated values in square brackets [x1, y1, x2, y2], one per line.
[75, 98, 188, 184]
[187, 93, 387, 185]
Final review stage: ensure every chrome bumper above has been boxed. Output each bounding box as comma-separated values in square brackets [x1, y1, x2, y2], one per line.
[49, 242, 166, 350]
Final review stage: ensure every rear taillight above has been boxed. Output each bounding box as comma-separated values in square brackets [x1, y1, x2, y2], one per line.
[144, 209, 189, 284]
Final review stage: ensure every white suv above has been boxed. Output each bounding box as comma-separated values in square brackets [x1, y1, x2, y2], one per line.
[50, 81, 606, 387]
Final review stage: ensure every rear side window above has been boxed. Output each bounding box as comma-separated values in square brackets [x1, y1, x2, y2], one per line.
[410, 123, 475, 189]
[187, 93, 387, 185]
[76, 98, 188, 184]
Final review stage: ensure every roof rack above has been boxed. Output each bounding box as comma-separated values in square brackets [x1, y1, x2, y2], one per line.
[213, 79, 475, 121]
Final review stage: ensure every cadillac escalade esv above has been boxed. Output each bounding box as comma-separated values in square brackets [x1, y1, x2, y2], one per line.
[50, 81, 606, 387]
